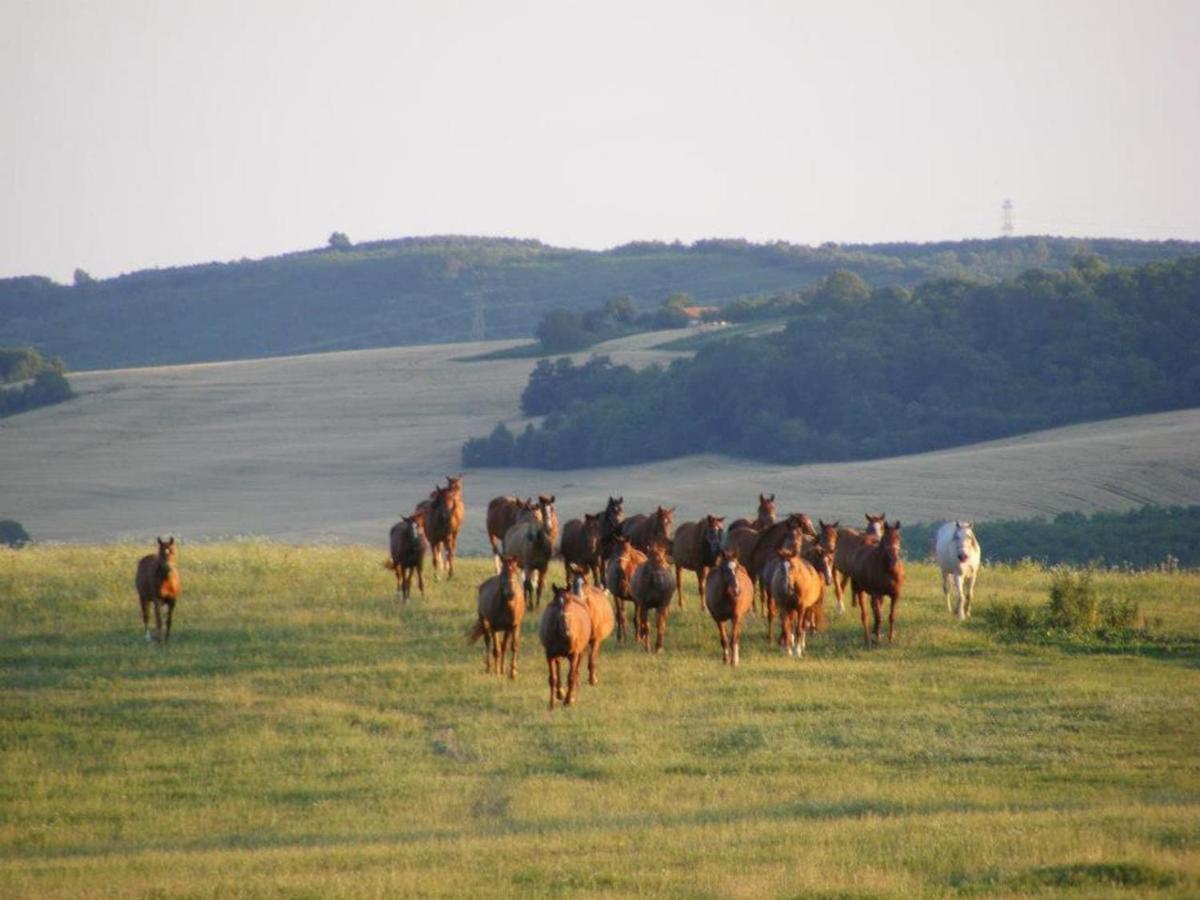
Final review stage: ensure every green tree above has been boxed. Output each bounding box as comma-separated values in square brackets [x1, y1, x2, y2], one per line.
[0, 520, 30, 547]
[328, 232, 352, 251]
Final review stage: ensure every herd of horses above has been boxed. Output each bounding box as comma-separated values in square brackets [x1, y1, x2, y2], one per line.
[133, 475, 983, 711]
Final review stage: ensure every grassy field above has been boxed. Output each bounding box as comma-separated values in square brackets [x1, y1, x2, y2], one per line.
[1, 544, 1198, 898]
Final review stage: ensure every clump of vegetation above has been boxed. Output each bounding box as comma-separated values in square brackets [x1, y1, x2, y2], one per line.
[0, 520, 30, 547]
[985, 566, 1147, 644]
[0, 346, 65, 384]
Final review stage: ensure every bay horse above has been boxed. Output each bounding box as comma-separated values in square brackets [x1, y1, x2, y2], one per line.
[705, 550, 754, 666]
[560, 512, 603, 585]
[539, 585, 593, 709]
[486, 495, 531, 571]
[833, 513, 887, 613]
[728, 492, 777, 531]
[671, 514, 724, 608]
[135, 536, 180, 643]
[416, 478, 464, 580]
[502, 498, 555, 609]
[385, 510, 427, 602]
[847, 520, 905, 647]
[466, 555, 526, 678]
[631, 543, 676, 653]
[746, 513, 816, 612]
[620, 505, 674, 555]
[934, 520, 981, 619]
[603, 534, 646, 642]
[770, 536, 836, 659]
[568, 566, 615, 685]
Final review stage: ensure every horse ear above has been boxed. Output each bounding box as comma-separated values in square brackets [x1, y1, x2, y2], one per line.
[768, 493, 775, 502]
[547, 494, 555, 504]
[893, 520, 902, 530]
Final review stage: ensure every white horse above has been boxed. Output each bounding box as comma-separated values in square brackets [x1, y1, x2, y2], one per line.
[933, 521, 981, 620]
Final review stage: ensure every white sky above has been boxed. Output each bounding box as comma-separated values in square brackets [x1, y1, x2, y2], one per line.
[3, 0, 1198, 282]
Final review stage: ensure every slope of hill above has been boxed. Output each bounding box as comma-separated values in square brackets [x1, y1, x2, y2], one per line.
[1, 331, 1198, 547]
[3, 234, 1199, 370]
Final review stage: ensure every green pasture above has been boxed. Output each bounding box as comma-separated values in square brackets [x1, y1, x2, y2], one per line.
[1, 544, 1198, 898]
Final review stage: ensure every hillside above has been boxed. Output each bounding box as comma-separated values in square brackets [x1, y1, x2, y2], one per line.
[2, 330, 1198, 546]
[3, 234, 1199, 370]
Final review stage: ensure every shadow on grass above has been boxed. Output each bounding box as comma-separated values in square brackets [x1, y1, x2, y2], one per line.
[950, 861, 1182, 894]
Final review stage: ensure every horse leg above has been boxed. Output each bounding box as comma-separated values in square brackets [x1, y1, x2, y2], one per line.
[872, 595, 883, 644]
[655, 605, 667, 653]
[140, 597, 151, 642]
[547, 657, 557, 710]
[164, 600, 174, 643]
[611, 594, 625, 642]
[152, 599, 164, 644]
[732, 614, 742, 667]
[393, 564, 404, 600]
[834, 571, 847, 614]
[964, 570, 976, 618]
[856, 589, 871, 647]
[636, 605, 648, 651]
[675, 565, 683, 609]
[492, 632, 504, 676]
[888, 595, 899, 643]
[764, 595, 775, 644]
[953, 573, 967, 620]
[798, 612, 807, 658]
[416, 563, 425, 601]
[943, 570, 953, 614]
[696, 567, 707, 608]
[717, 621, 730, 664]
[588, 640, 599, 685]
[565, 653, 582, 705]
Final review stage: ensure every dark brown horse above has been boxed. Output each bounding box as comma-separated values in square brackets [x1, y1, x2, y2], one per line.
[671, 514, 724, 608]
[539, 585, 593, 709]
[604, 534, 646, 642]
[385, 510, 427, 602]
[135, 536, 180, 643]
[620, 505, 674, 555]
[568, 567, 615, 685]
[846, 520, 905, 647]
[728, 492, 777, 531]
[631, 543, 676, 653]
[833, 513, 887, 612]
[746, 513, 817, 611]
[560, 512, 603, 585]
[597, 495, 625, 574]
[467, 555, 526, 678]
[704, 550, 754, 666]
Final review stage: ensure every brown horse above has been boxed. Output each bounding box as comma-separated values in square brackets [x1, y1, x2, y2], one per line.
[746, 513, 817, 612]
[671, 514, 724, 608]
[833, 513, 886, 612]
[385, 511, 427, 602]
[604, 535, 646, 642]
[502, 499, 555, 609]
[560, 512, 603, 585]
[704, 550, 754, 666]
[568, 567, 615, 685]
[770, 536, 836, 658]
[846, 520, 905, 647]
[620, 505, 674, 555]
[597, 495, 625, 574]
[467, 555, 526, 678]
[539, 585, 593, 709]
[135, 536, 180, 643]
[729, 492, 777, 531]
[416, 477, 464, 579]
[631, 543, 676, 652]
[486, 495, 531, 569]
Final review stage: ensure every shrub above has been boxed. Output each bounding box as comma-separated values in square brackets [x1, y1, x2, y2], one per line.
[1047, 568, 1099, 630]
[0, 520, 30, 547]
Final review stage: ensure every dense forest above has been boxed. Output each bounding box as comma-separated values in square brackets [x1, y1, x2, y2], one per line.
[0, 346, 73, 418]
[462, 254, 1200, 468]
[901, 505, 1199, 569]
[3, 234, 1199, 370]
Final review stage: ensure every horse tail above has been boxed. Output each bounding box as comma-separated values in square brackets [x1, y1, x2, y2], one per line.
[466, 620, 486, 644]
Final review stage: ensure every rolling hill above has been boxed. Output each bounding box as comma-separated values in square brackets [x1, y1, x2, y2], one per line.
[2, 330, 1198, 547]
[3, 234, 1199, 370]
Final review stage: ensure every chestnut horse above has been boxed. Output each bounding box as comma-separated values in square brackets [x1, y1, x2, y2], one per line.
[385, 510, 427, 602]
[560, 512, 603, 585]
[704, 550, 754, 666]
[729, 492, 777, 531]
[604, 535, 646, 642]
[833, 513, 886, 612]
[620, 505, 674, 555]
[417, 475, 465, 579]
[671, 514, 724, 608]
[770, 536, 836, 658]
[746, 513, 817, 612]
[568, 567, 615, 685]
[486, 495, 531, 570]
[846, 520, 905, 647]
[502, 498, 555, 609]
[467, 555, 526, 678]
[135, 536, 180, 643]
[539, 585, 593, 709]
[631, 543, 676, 653]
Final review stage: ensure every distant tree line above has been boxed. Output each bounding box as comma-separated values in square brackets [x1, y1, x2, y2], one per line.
[533, 293, 698, 353]
[462, 255, 1200, 468]
[902, 506, 1200, 569]
[0, 346, 73, 418]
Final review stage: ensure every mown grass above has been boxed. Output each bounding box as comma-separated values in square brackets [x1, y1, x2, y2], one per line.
[1, 544, 1198, 898]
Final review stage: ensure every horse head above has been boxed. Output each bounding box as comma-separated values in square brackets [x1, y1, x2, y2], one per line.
[655, 505, 675, 538]
[882, 521, 902, 564]
[568, 564, 588, 595]
[703, 515, 725, 562]
[716, 551, 744, 602]
[805, 539, 836, 586]
[953, 521, 976, 562]
[499, 555, 522, 598]
[787, 513, 816, 539]
[865, 513, 886, 538]
[156, 536, 177, 575]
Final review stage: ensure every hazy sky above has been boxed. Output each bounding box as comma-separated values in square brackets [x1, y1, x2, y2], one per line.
[3, 0, 1198, 282]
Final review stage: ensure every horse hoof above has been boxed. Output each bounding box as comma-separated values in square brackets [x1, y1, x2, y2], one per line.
[589, 675, 598, 686]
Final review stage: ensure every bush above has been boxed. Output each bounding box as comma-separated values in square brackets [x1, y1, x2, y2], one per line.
[0, 520, 30, 547]
[1047, 568, 1099, 630]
